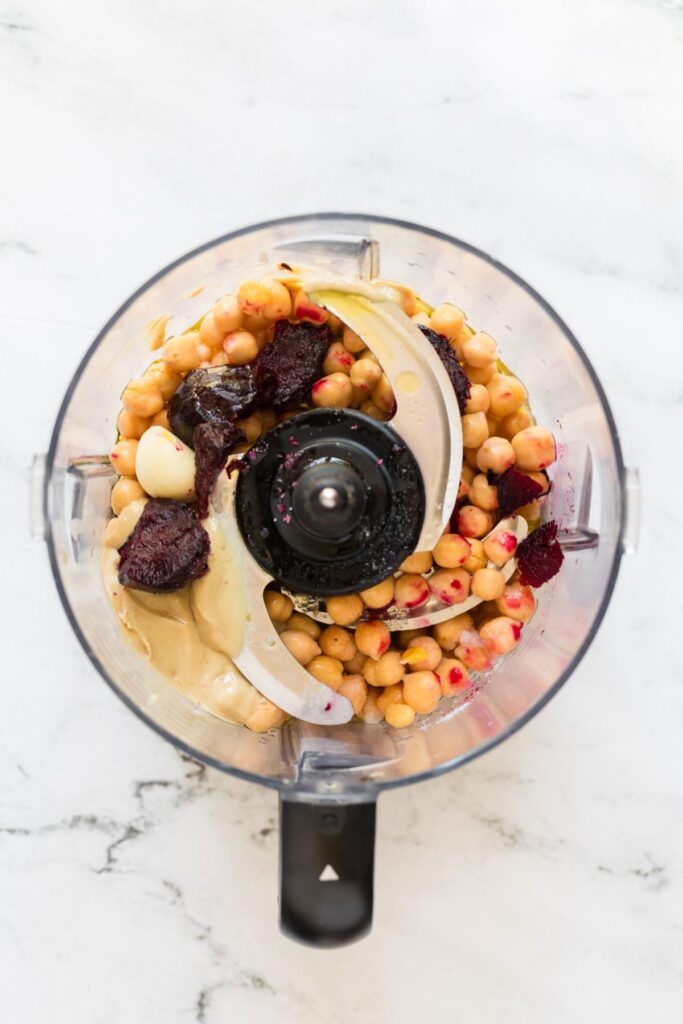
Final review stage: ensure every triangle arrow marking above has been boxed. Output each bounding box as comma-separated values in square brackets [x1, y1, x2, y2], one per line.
[319, 864, 339, 882]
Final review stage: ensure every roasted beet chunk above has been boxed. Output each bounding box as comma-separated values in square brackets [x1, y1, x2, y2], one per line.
[497, 467, 546, 516]
[516, 520, 564, 588]
[417, 325, 471, 415]
[118, 499, 210, 592]
[253, 319, 330, 409]
[193, 421, 244, 519]
[169, 365, 259, 446]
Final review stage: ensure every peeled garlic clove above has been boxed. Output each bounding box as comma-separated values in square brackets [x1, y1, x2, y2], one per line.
[135, 426, 196, 501]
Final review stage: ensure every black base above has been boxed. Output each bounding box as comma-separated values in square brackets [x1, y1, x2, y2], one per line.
[279, 795, 377, 948]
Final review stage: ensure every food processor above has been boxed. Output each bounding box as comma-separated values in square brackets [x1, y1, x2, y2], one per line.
[39, 214, 639, 947]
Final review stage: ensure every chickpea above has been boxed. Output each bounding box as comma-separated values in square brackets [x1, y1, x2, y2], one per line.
[350, 357, 382, 396]
[483, 530, 518, 566]
[511, 426, 557, 471]
[210, 351, 230, 367]
[360, 687, 384, 723]
[455, 633, 493, 672]
[394, 628, 427, 651]
[476, 436, 516, 475]
[343, 648, 367, 674]
[151, 408, 171, 430]
[496, 583, 536, 622]
[280, 629, 322, 665]
[385, 703, 416, 729]
[457, 505, 494, 538]
[436, 658, 471, 696]
[463, 447, 480, 471]
[145, 362, 182, 401]
[111, 477, 145, 515]
[342, 325, 367, 353]
[278, 408, 303, 423]
[487, 374, 526, 417]
[432, 533, 470, 568]
[362, 657, 381, 687]
[322, 341, 354, 376]
[326, 594, 364, 626]
[479, 616, 523, 656]
[433, 612, 474, 651]
[262, 278, 292, 320]
[461, 538, 486, 574]
[264, 589, 293, 623]
[242, 313, 271, 335]
[401, 635, 442, 672]
[461, 411, 489, 449]
[403, 671, 441, 714]
[372, 374, 396, 414]
[320, 625, 357, 662]
[429, 568, 471, 606]
[464, 384, 490, 415]
[235, 412, 262, 444]
[394, 574, 431, 609]
[355, 620, 390, 661]
[292, 289, 328, 325]
[212, 294, 243, 334]
[430, 303, 466, 342]
[399, 551, 433, 574]
[223, 329, 259, 366]
[359, 400, 385, 421]
[338, 674, 368, 716]
[327, 313, 344, 336]
[374, 650, 405, 687]
[461, 463, 475, 486]
[109, 439, 138, 477]
[287, 612, 322, 640]
[464, 361, 497, 385]
[245, 698, 286, 733]
[199, 310, 226, 349]
[306, 655, 344, 689]
[260, 408, 278, 432]
[376, 683, 404, 715]
[471, 567, 506, 601]
[311, 372, 353, 409]
[463, 332, 497, 368]
[468, 474, 499, 512]
[162, 332, 202, 373]
[411, 311, 431, 328]
[458, 476, 470, 501]
[500, 408, 534, 439]
[122, 378, 164, 418]
[237, 280, 271, 317]
[117, 409, 148, 441]
[359, 576, 395, 610]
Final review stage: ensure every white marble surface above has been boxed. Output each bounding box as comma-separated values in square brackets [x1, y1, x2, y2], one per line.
[1, 1, 682, 1021]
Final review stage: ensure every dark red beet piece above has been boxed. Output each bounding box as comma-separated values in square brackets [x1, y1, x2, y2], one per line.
[253, 319, 330, 409]
[193, 422, 244, 519]
[417, 325, 471, 415]
[169, 365, 259, 447]
[497, 468, 545, 516]
[516, 520, 564, 588]
[118, 499, 210, 592]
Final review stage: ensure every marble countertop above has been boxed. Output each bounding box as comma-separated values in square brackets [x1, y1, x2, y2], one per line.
[2, 1, 681, 1021]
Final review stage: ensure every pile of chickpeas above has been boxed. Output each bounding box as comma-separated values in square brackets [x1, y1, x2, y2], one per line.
[108, 273, 557, 730]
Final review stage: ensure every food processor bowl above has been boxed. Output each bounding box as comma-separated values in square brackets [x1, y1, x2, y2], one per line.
[40, 214, 637, 946]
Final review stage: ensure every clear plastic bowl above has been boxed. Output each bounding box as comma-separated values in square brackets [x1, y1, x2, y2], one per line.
[41, 214, 636, 945]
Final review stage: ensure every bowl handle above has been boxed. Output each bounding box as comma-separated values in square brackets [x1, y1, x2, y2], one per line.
[279, 794, 376, 947]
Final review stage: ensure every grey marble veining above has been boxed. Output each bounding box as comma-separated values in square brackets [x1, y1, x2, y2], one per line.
[1, 0, 682, 1021]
